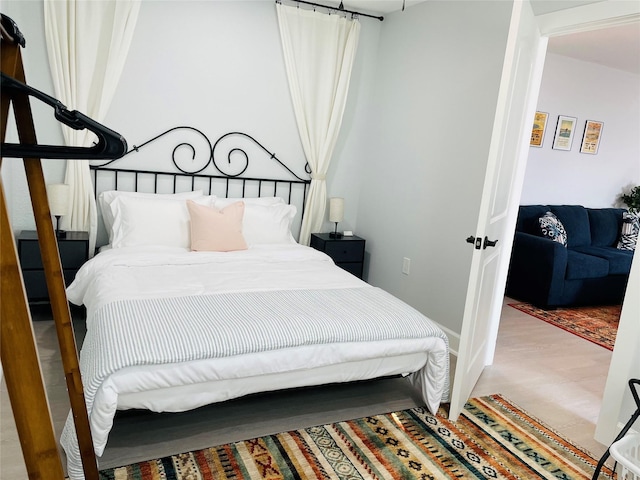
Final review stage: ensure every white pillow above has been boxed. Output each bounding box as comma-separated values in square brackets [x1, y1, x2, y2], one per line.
[110, 195, 213, 249]
[99, 190, 206, 243]
[213, 197, 285, 209]
[242, 203, 297, 245]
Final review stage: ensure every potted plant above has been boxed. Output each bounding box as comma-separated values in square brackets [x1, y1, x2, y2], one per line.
[620, 185, 640, 213]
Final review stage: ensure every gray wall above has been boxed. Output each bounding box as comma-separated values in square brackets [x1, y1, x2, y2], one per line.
[356, 0, 513, 335]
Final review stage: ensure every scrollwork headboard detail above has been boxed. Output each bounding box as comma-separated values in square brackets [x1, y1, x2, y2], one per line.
[90, 126, 311, 244]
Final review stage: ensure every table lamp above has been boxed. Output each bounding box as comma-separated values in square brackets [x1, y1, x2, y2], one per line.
[47, 183, 71, 238]
[329, 197, 344, 238]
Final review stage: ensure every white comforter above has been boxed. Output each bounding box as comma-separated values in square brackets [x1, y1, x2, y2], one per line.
[61, 244, 449, 479]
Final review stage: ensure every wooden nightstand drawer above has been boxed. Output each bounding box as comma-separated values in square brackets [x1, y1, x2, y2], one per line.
[21, 270, 50, 301]
[19, 236, 88, 269]
[337, 262, 364, 278]
[21, 270, 79, 302]
[310, 233, 366, 280]
[323, 241, 365, 263]
[17, 230, 89, 304]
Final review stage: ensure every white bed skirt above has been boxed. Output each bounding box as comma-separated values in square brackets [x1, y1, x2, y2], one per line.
[90, 337, 449, 458]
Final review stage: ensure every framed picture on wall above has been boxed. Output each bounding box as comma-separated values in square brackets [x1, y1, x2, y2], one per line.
[580, 120, 604, 154]
[552, 115, 577, 151]
[530, 111, 548, 147]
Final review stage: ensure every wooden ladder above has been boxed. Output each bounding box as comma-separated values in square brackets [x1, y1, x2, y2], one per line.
[1, 19, 98, 480]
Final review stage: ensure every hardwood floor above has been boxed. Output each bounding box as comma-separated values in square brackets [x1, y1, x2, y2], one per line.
[473, 297, 613, 459]
[0, 298, 614, 478]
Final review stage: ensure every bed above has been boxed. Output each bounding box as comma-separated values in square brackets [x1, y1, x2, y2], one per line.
[59, 129, 450, 479]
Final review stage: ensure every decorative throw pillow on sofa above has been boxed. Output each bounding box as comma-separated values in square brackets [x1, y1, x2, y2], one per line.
[617, 211, 640, 251]
[539, 211, 568, 246]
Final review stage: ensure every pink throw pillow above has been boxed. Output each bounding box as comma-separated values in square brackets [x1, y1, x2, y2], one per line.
[187, 200, 248, 252]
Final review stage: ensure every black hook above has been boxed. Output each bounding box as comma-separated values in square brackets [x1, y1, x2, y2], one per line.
[1, 14, 26, 47]
[1, 73, 127, 160]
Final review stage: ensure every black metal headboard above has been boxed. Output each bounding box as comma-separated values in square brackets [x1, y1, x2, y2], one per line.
[90, 127, 310, 245]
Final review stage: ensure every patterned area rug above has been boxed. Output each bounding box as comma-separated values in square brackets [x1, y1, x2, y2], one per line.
[509, 303, 621, 351]
[98, 395, 613, 479]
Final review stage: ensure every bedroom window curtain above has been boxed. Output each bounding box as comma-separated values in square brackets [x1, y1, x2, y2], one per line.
[44, 0, 140, 256]
[276, 4, 360, 245]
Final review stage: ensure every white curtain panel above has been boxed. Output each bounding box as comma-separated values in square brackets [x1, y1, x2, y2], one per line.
[44, 0, 140, 255]
[276, 4, 360, 245]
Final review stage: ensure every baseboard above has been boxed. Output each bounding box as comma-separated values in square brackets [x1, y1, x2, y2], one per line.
[432, 320, 459, 357]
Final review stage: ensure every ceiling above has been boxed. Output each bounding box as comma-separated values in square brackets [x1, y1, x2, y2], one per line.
[328, 0, 640, 75]
[547, 23, 640, 74]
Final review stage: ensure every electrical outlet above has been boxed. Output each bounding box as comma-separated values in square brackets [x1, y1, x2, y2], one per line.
[402, 257, 410, 275]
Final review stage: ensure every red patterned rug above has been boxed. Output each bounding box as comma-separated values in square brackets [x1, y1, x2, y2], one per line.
[509, 302, 621, 350]
[98, 395, 614, 479]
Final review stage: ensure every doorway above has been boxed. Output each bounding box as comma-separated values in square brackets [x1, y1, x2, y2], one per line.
[451, 0, 639, 444]
[475, 13, 639, 452]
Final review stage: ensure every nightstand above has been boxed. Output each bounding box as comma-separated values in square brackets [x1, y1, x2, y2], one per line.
[17, 230, 89, 303]
[310, 233, 365, 279]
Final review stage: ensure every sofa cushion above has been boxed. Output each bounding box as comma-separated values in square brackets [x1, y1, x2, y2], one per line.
[617, 211, 640, 251]
[550, 205, 591, 247]
[565, 250, 609, 280]
[538, 211, 567, 246]
[588, 208, 624, 247]
[517, 205, 551, 235]
[573, 246, 633, 275]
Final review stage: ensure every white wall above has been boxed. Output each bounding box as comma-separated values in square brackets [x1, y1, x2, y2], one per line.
[355, 0, 513, 336]
[1, 1, 381, 246]
[1, 0, 67, 233]
[521, 53, 640, 207]
[101, 0, 382, 245]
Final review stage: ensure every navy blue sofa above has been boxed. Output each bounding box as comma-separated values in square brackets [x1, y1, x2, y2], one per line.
[506, 205, 633, 308]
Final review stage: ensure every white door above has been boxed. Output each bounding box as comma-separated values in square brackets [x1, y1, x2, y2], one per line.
[449, 0, 547, 421]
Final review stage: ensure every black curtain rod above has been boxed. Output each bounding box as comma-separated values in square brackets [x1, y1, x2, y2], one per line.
[280, 0, 384, 21]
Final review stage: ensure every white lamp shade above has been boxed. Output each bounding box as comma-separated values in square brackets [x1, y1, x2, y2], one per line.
[47, 184, 71, 216]
[329, 197, 344, 223]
